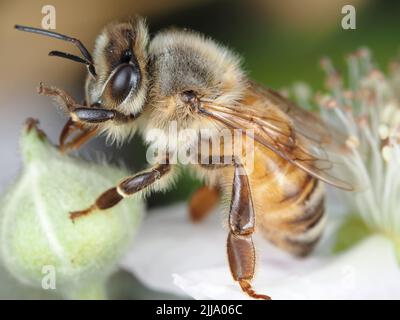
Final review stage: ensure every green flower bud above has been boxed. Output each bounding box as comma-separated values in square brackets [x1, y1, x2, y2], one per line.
[0, 119, 144, 299]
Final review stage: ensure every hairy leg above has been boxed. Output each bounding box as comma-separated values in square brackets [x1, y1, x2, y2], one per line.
[38, 83, 137, 152]
[70, 163, 171, 221]
[59, 118, 98, 153]
[198, 159, 270, 299]
[226, 162, 271, 300]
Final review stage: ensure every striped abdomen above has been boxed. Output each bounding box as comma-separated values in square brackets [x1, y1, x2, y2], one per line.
[249, 144, 326, 256]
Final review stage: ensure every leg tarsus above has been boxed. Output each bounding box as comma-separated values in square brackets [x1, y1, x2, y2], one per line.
[59, 118, 98, 153]
[69, 205, 96, 222]
[69, 165, 170, 221]
[239, 279, 271, 300]
[227, 232, 271, 300]
[60, 118, 77, 148]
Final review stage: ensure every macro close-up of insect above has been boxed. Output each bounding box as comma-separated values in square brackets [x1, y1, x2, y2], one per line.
[1, 0, 400, 307]
[14, 15, 358, 300]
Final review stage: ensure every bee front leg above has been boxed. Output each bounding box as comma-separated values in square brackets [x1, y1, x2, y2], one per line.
[38, 84, 101, 151]
[38, 83, 132, 124]
[69, 163, 171, 221]
[38, 83, 134, 150]
[59, 118, 98, 153]
[227, 162, 271, 300]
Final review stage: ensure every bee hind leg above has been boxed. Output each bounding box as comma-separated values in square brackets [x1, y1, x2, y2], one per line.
[188, 185, 220, 222]
[227, 232, 270, 300]
[227, 162, 271, 300]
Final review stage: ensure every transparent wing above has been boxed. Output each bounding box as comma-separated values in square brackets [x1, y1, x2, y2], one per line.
[200, 81, 357, 190]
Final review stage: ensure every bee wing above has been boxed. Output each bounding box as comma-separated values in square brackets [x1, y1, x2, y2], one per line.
[201, 81, 357, 190]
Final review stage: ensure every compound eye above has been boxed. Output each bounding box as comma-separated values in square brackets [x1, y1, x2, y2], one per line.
[108, 63, 140, 103]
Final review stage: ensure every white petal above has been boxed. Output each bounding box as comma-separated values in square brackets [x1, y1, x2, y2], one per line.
[120, 203, 226, 296]
[120, 196, 347, 297]
[174, 235, 400, 299]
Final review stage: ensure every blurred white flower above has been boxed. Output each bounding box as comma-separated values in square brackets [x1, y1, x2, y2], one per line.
[121, 202, 400, 299]
[317, 49, 400, 253]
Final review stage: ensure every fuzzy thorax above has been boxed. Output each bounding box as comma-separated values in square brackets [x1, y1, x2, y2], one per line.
[141, 29, 247, 155]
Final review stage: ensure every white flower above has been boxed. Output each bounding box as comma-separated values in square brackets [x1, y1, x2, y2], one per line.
[317, 49, 400, 250]
[120, 202, 400, 299]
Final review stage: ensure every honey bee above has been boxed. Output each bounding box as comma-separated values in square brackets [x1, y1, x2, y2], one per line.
[15, 16, 355, 300]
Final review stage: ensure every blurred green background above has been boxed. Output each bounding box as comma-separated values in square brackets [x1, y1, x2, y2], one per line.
[1, 0, 400, 300]
[1, 0, 400, 208]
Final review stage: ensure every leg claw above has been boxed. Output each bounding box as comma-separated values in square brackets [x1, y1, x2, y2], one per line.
[69, 206, 95, 222]
[239, 280, 271, 300]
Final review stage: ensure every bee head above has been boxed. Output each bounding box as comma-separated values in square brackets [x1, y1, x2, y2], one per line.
[15, 17, 149, 117]
[87, 16, 149, 116]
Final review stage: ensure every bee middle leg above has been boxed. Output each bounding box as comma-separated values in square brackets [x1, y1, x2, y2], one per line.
[70, 163, 171, 221]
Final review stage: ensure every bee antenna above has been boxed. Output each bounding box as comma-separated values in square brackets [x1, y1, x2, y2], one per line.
[49, 51, 96, 77]
[15, 25, 96, 76]
[49, 50, 89, 64]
